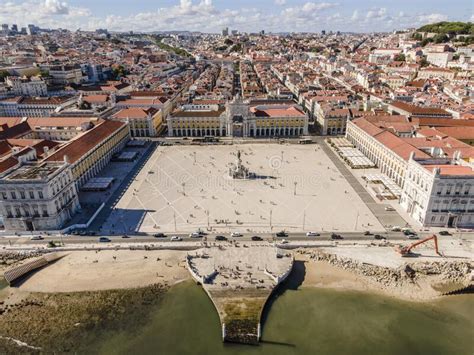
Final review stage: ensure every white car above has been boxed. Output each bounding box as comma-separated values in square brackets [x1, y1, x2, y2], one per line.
[189, 232, 202, 238]
[31, 235, 44, 240]
[306, 232, 320, 237]
[171, 236, 182, 241]
[231, 232, 243, 237]
[385, 206, 395, 211]
[391, 226, 402, 232]
[280, 239, 289, 244]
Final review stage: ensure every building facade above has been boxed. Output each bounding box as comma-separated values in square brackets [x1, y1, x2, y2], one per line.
[45, 120, 130, 187]
[168, 97, 308, 138]
[401, 156, 474, 228]
[0, 161, 80, 231]
[111, 108, 163, 137]
[6, 76, 47, 97]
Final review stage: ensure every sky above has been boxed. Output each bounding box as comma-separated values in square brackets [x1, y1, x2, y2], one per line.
[0, 0, 472, 33]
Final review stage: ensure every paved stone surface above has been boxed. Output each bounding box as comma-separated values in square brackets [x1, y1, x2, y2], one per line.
[99, 143, 385, 234]
[187, 245, 293, 344]
[319, 138, 408, 229]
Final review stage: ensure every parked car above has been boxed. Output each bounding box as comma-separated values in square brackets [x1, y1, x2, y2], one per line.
[280, 239, 289, 244]
[406, 234, 419, 240]
[215, 235, 228, 241]
[374, 234, 386, 240]
[231, 232, 243, 238]
[439, 230, 451, 236]
[364, 231, 372, 236]
[153, 233, 167, 238]
[30, 235, 44, 241]
[391, 226, 402, 232]
[122, 235, 130, 239]
[171, 236, 183, 241]
[276, 231, 288, 237]
[331, 233, 343, 240]
[306, 232, 320, 237]
[402, 229, 416, 236]
[190, 232, 203, 238]
[384, 206, 395, 211]
[99, 237, 111, 243]
[251, 236, 263, 241]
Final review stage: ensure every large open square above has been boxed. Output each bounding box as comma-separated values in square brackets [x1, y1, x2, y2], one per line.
[100, 143, 384, 234]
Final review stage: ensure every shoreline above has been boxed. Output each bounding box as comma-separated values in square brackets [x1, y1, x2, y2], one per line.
[0, 247, 472, 353]
[1, 247, 472, 299]
[297, 249, 472, 302]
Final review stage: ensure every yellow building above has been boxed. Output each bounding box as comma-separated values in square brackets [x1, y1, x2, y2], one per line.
[112, 107, 163, 137]
[45, 120, 130, 187]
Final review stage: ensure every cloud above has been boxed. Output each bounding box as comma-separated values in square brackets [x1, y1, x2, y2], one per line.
[43, 0, 69, 14]
[417, 13, 448, 24]
[0, 0, 90, 29]
[0, 0, 458, 33]
[351, 10, 359, 21]
[366, 7, 387, 20]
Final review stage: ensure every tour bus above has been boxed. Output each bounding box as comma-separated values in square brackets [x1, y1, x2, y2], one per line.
[298, 138, 312, 144]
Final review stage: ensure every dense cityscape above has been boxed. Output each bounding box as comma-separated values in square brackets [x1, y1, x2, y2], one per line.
[0, 3, 472, 353]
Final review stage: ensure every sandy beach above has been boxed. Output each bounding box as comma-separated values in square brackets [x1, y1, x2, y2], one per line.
[15, 250, 190, 293]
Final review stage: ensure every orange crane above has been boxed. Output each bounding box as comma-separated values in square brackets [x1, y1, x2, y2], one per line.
[396, 234, 441, 257]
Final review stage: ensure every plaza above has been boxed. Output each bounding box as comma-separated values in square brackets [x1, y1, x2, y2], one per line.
[100, 143, 385, 234]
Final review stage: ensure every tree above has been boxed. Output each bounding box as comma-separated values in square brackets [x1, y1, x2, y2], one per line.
[0, 70, 9, 81]
[420, 38, 433, 47]
[394, 53, 406, 62]
[433, 33, 448, 43]
[112, 65, 127, 79]
[39, 69, 49, 77]
[419, 57, 429, 67]
[224, 38, 234, 46]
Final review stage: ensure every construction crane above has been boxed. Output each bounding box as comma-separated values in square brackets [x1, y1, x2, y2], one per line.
[396, 234, 441, 257]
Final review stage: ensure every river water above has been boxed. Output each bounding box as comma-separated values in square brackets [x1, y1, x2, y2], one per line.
[86, 280, 473, 355]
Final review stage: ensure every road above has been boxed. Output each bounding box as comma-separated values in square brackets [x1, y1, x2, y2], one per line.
[1, 230, 468, 247]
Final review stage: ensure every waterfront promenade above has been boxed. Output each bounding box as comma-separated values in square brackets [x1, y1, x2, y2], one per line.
[186, 245, 293, 344]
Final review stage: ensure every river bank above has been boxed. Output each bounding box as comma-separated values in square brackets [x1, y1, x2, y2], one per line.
[0, 247, 472, 353]
[297, 249, 473, 301]
[0, 283, 169, 354]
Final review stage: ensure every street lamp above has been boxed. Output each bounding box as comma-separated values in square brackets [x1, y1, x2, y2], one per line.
[270, 209, 273, 231]
[182, 182, 186, 196]
[294, 181, 297, 196]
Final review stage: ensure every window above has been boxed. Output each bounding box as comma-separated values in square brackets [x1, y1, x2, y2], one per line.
[20, 191, 25, 199]
[42, 206, 48, 217]
[1, 192, 6, 200]
[431, 216, 436, 222]
[38, 191, 44, 199]
[29, 191, 35, 199]
[464, 185, 471, 195]
[15, 207, 21, 217]
[11, 191, 17, 200]
[5, 206, 12, 218]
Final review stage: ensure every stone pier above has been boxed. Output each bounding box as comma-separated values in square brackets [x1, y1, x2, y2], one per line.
[186, 244, 293, 344]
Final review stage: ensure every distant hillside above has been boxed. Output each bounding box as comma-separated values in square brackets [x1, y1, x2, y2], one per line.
[413, 22, 473, 46]
[416, 22, 473, 35]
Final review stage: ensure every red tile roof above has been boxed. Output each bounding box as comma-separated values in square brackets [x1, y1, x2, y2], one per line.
[375, 131, 430, 160]
[112, 108, 158, 120]
[0, 156, 19, 174]
[45, 120, 127, 164]
[423, 165, 474, 176]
